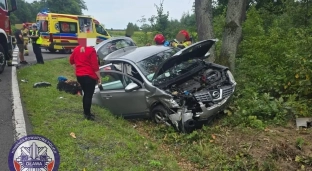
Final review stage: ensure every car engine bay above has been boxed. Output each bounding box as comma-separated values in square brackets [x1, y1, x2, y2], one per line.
[163, 64, 235, 112]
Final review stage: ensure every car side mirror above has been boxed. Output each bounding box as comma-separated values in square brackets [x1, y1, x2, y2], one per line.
[125, 83, 139, 92]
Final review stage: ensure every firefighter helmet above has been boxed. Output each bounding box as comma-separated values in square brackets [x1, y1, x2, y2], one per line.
[154, 34, 165, 45]
[179, 30, 190, 41]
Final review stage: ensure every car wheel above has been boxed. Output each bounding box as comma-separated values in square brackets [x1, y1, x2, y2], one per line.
[0, 45, 6, 74]
[151, 105, 170, 124]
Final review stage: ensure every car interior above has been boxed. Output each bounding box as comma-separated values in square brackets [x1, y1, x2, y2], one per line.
[100, 62, 144, 91]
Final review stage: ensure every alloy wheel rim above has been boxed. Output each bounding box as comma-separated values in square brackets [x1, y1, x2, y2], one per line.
[154, 111, 168, 123]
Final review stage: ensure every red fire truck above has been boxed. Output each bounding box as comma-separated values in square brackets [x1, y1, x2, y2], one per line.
[0, 0, 17, 74]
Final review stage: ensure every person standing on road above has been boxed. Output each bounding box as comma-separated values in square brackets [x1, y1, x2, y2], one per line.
[14, 27, 28, 64]
[21, 23, 29, 56]
[69, 45, 101, 121]
[29, 24, 44, 64]
[28, 26, 33, 43]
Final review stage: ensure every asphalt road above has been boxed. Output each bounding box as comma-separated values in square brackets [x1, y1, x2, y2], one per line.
[0, 66, 14, 171]
[0, 45, 67, 170]
[25, 44, 70, 63]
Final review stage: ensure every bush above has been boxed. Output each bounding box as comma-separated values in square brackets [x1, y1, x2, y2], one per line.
[231, 7, 312, 128]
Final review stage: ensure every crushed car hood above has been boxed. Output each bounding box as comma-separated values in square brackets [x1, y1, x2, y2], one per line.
[152, 39, 217, 80]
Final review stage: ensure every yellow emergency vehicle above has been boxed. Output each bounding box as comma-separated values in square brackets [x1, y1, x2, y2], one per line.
[36, 11, 111, 53]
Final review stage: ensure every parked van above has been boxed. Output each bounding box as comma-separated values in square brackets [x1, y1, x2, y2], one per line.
[36, 12, 111, 53]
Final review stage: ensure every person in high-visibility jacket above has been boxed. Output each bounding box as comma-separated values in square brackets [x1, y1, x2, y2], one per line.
[171, 30, 192, 49]
[29, 24, 44, 64]
[28, 27, 33, 43]
[21, 23, 29, 56]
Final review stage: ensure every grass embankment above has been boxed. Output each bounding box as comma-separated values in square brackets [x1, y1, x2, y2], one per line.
[17, 58, 180, 171]
[18, 58, 312, 171]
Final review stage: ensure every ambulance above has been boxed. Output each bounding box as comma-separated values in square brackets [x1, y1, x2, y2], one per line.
[36, 10, 111, 53]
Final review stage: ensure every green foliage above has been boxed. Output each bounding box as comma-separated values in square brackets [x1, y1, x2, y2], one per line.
[125, 22, 139, 37]
[134, 1, 196, 42]
[8, 0, 87, 24]
[148, 0, 171, 38]
[230, 5, 312, 128]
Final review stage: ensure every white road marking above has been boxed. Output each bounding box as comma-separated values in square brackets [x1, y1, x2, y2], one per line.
[11, 46, 27, 140]
[12, 46, 19, 65]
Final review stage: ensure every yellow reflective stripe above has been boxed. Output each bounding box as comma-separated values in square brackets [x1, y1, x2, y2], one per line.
[182, 41, 191, 47]
[36, 36, 43, 44]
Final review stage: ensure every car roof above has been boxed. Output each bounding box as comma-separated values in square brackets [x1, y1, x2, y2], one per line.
[94, 36, 134, 51]
[116, 45, 173, 63]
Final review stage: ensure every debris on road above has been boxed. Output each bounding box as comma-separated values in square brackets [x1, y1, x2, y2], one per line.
[33, 82, 52, 88]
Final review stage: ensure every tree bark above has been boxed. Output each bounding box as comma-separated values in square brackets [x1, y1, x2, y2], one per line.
[195, 0, 216, 62]
[218, 0, 247, 73]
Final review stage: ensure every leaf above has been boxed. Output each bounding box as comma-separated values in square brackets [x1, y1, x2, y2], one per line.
[70, 132, 76, 139]
[296, 74, 299, 79]
[224, 109, 232, 116]
[264, 128, 270, 132]
[211, 134, 216, 140]
[83, 169, 86, 171]
[295, 155, 301, 162]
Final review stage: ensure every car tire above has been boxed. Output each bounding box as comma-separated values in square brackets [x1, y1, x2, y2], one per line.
[0, 45, 6, 74]
[151, 105, 169, 124]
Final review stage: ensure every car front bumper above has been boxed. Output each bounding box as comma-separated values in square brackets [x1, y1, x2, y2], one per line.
[196, 94, 234, 120]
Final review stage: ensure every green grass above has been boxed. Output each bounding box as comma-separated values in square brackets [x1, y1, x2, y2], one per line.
[17, 58, 181, 171]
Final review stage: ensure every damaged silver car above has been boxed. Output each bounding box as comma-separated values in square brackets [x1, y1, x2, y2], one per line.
[92, 39, 237, 133]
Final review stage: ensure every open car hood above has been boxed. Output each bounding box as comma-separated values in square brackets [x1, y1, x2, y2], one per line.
[152, 39, 217, 80]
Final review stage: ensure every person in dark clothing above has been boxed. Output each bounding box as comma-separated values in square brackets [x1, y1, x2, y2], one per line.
[29, 24, 44, 64]
[14, 29, 28, 64]
[69, 45, 101, 120]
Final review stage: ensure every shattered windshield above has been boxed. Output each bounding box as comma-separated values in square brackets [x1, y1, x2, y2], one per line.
[136, 48, 199, 82]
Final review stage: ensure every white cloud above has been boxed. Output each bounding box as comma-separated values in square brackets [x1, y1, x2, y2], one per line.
[26, 0, 194, 29]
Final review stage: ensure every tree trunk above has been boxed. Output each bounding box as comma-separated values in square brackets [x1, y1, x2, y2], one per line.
[218, 0, 247, 73]
[195, 0, 216, 62]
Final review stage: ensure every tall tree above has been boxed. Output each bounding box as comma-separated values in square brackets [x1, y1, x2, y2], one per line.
[218, 0, 247, 72]
[195, 0, 216, 62]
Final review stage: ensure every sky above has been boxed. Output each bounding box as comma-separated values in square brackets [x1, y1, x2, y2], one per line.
[82, 0, 194, 29]
[83, 0, 194, 29]
[26, 0, 194, 29]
